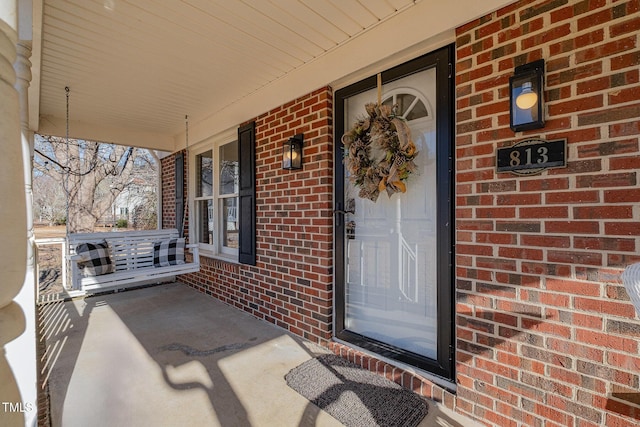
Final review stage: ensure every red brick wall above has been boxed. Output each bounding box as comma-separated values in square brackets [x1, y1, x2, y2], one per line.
[161, 154, 176, 230]
[456, 0, 640, 425]
[170, 87, 334, 343]
[160, 150, 189, 235]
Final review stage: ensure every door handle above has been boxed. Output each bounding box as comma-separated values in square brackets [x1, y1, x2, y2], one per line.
[333, 209, 354, 227]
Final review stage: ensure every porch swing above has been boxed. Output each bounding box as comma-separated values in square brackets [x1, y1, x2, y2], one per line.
[64, 91, 200, 293]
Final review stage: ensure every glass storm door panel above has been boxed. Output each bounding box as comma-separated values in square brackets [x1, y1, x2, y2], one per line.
[335, 46, 454, 379]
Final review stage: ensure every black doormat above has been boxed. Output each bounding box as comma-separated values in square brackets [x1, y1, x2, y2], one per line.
[285, 354, 428, 427]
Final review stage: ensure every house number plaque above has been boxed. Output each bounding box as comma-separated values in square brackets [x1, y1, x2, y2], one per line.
[496, 138, 566, 175]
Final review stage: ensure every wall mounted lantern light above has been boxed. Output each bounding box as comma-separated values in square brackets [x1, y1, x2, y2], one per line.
[509, 59, 545, 132]
[283, 133, 303, 170]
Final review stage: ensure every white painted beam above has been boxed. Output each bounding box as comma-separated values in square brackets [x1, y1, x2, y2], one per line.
[38, 116, 175, 151]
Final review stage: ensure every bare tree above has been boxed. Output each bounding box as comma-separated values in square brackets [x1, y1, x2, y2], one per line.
[34, 135, 157, 233]
[132, 190, 158, 230]
[33, 172, 66, 225]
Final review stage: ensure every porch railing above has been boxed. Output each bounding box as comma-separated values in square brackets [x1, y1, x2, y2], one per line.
[35, 237, 67, 303]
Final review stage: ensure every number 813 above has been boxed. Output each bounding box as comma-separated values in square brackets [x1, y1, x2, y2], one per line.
[510, 146, 549, 167]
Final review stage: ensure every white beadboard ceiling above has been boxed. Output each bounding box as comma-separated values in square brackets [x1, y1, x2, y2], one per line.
[34, 0, 416, 149]
[31, 0, 513, 151]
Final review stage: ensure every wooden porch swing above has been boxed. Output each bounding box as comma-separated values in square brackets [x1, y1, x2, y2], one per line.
[61, 91, 199, 293]
[68, 229, 199, 293]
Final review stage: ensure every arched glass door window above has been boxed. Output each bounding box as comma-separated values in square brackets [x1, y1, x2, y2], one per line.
[381, 88, 432, 123]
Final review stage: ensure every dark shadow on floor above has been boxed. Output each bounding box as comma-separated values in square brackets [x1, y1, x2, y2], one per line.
[39, 294, 91, 426]
[42, 282, 340, 427]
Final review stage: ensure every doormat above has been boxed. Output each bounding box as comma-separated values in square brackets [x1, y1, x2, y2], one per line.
[285, 354, 428, 427]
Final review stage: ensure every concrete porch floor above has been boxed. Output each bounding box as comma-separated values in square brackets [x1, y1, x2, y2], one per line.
[41, 282, 478, 427]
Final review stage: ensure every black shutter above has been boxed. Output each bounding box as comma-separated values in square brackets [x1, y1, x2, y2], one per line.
[175, 152, 184, 237]
[238, 122, 256, 265]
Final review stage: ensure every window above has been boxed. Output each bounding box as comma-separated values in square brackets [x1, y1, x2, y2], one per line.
[193, 138, 239, 257]
[219, 142, 239, 251]
[195, 149, 213, 245]
[190, 123, 255, 264]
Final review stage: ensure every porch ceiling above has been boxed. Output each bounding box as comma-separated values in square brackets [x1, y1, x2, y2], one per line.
[30, 0, 512, 152]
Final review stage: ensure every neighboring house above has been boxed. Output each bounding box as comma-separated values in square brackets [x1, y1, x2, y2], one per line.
[105, 178, 155, 226]
[2, 1, 640, 426]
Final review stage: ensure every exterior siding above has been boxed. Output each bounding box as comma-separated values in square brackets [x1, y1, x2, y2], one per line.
[455, 0, 640, 425]
[159, 1, 640, 425]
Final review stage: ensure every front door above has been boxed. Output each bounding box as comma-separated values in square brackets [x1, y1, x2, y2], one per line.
[334, 46, 454, 379]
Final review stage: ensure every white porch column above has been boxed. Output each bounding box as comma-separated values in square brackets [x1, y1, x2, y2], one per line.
[6, 37, 37, 427]
[0, 1, 28, 426]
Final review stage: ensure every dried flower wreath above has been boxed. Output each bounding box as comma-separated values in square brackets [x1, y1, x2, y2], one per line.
[341, 102, 418, 202]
